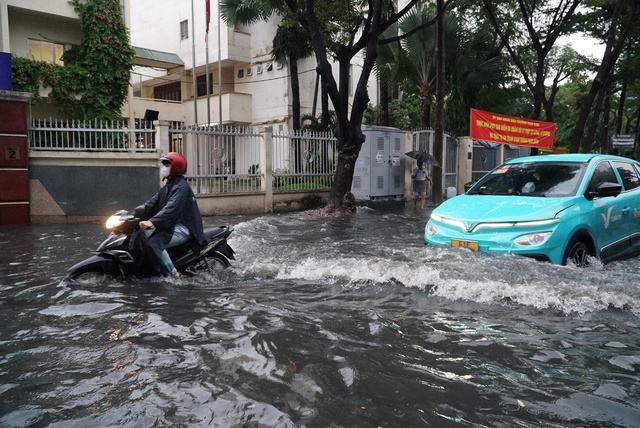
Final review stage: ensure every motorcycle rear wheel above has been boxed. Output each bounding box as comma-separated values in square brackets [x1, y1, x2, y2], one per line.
[189, 254, 229, 274]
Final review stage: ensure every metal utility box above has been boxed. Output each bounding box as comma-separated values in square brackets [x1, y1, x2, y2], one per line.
[351, 125, 406, 200]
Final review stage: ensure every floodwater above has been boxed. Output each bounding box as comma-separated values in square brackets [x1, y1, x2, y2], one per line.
[1, 202, 639, 427]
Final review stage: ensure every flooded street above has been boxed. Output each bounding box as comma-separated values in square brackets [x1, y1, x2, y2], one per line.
[1, 202, 639, 427]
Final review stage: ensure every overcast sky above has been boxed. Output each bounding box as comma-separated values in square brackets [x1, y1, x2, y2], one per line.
[559, 33, 604, 59]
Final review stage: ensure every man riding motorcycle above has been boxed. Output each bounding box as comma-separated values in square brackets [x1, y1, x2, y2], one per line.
[136, 152, 206, 278]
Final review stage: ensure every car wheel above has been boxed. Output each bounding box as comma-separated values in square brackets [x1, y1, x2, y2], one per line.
[565, 240, 591, 267]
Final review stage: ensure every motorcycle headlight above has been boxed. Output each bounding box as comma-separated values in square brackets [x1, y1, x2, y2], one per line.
[106, 215, 124, 229]
[514, 232, 552, 246]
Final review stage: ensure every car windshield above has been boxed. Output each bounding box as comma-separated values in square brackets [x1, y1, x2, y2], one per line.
[468, 161, 587, 197]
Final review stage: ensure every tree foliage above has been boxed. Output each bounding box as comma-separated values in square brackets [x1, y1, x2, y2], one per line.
[568, 0, 639, 153]
[364, 91, 422, 130]
[480, 0, 583, 125]
[65, 0, 136, 119]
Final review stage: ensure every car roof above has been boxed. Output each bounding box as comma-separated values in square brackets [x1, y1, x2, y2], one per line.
[505, 153, 637, 164]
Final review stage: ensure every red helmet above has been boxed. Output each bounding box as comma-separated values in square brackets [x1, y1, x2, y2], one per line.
[160, 152, 187, 176]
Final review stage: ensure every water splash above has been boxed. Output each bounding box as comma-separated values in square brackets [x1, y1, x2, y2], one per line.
[228, 212, 640, 317]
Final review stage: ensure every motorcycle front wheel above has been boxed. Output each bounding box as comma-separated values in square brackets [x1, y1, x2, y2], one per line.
[67, 269, 109, 285]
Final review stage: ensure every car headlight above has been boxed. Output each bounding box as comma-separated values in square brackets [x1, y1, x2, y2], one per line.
[513, 232, 552, 246]
[106, 214, 124, 229]
[426, 222, 437, 237]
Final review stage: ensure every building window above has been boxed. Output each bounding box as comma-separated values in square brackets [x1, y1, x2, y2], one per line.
[153, 81, 181, 102]
[197, 73, 213, 97]
[180, 20, 189, 40]
[28, 39, 65, 65]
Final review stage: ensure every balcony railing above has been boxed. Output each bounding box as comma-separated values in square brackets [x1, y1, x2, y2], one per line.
[29, 119, 156, 151]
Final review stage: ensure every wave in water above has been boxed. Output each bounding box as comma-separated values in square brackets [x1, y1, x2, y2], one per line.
[228, 214, 640, 317]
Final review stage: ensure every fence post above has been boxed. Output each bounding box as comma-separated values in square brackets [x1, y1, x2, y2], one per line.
[405, 131, 414, 201]
[261, 126, 273, 213]
[154, 120, 171, 156]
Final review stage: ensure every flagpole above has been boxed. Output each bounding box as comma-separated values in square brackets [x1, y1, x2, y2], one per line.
[206, 32, 210, 126]
[218, 0, 222, 127]
[191, 0, 198, 125]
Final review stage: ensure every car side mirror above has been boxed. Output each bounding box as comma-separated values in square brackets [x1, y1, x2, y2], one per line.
[464, 181, 475, 192]
[585, 182, 622, 200]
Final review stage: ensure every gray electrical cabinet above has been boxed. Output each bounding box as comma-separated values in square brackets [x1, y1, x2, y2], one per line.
[351, 125, 406, 200]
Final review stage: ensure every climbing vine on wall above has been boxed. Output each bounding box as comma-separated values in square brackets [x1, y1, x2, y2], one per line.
[11, 0, 135, 121]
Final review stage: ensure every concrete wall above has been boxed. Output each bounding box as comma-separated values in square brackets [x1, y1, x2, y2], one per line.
[27, 149, 330, 224]
[28, 151, 159, 224]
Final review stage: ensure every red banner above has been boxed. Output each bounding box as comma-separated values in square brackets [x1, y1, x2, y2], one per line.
[470, 108, 556, 149]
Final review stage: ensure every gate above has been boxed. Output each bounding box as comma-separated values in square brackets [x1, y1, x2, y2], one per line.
[412, 129, 459, 190]
[0, 92, 31, 225]
[472, 141, 531, 182]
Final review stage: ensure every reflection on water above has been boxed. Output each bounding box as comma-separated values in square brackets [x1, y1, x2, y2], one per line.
[1, 203, 639, 427]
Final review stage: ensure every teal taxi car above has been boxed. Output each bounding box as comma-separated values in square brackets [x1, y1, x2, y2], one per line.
[424, 154, 640, 266]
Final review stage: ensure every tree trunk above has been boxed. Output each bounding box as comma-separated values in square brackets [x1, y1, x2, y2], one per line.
[289, 54, 303, 173]
[379, 78, 390, 127]
[583, 83, 607, 153]
[301, 0, 420, 213]
[290, 54, 301, 131]
[615, 80, 627, 135]
[433, 0, 445, 204]
[419, 83, 432, 129]
[602, 88, 612, 154]
[633, 108, 640, 159]
[328, 127, 363, 213]
[321, 74, 329, 132]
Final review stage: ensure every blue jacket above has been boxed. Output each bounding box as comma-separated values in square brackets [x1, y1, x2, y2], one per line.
[140, 175, 206, 255]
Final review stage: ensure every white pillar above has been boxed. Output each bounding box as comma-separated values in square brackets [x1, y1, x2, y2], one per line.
[458, 136, 473, 194]
[405, 131, 413, 201]
[0, 2, 10, 52]
[261, 126, 273, 213]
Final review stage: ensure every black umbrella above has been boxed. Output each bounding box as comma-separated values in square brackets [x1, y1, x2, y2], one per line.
[405, 151, 440, 167]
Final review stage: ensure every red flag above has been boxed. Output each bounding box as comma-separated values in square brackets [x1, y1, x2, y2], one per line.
[205, 0, 211, 40]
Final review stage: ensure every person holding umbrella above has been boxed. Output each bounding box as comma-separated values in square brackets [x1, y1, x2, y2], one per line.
[412, 160, 432, 209]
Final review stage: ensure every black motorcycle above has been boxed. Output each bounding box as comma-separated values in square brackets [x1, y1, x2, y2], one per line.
[64, 209, 235, 283]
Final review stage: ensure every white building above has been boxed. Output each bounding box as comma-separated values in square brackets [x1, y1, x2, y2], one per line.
[127, 0, 381, 131]
[0, 0, 82, 117]
[1, 0, 380, 130]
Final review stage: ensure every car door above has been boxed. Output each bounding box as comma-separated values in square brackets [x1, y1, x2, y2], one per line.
[586, 160, 628, 261]
[612, 161, 640, 257]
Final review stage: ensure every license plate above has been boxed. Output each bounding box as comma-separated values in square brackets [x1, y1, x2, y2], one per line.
[451, 239, 479, 251]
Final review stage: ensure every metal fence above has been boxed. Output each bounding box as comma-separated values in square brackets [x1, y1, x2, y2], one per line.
[28, 120, 338, 196]
[412, 129, 459, 189]
[169, 125, 338, 195]
[29, 119, 156, 151]
[31, 120, 473, 197]
[272, 130, 337, 193]
[472, 142, 531, 182]
[169, 124, 263, 194]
